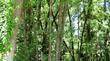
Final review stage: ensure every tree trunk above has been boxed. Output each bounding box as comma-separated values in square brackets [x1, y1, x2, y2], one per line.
[6, 0, 23, 61]
[56, 0, 63, 61]
[48, 0, 52, 61]
[103, 0, 110, 61]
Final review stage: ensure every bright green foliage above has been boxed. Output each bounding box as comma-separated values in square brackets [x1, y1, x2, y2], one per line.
[0, 0, 110, 61]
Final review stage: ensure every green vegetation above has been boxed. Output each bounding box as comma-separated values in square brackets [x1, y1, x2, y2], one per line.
[0, 0, 110, 61]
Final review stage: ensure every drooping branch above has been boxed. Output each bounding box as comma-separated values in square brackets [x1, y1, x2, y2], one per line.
[46, 0, 58, 31]
[63, 40, 73, 56]
[52, 9, 59, 30]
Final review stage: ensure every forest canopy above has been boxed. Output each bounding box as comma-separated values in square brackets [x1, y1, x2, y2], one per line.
[0, 0, 110, 61]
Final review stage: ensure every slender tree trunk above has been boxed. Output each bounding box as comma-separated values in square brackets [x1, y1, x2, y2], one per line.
[56, 0, 63, 61]
[6, 0, 23, 61]
[103, 0, 110, 61]
[79, 0, 92, 61]
[48, 0, 52, 61]
[67, 5, 75, 61]
[37, 1, 44, 61]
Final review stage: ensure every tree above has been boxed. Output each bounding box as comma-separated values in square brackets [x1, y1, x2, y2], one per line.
[1, 0, 110, 61]
[6, 0, 24, 61]
[103, 0, 110, 61]
[48, 0, 52, 61]
[56, 0, 63, 61]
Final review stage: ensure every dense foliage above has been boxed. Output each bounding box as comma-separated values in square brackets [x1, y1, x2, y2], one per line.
[0, 0, 110, 61]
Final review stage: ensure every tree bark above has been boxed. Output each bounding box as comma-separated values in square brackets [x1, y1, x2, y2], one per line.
[48, 0, 52, 61]
[6, 0, 23, 61]
[56, 0, 63, 61]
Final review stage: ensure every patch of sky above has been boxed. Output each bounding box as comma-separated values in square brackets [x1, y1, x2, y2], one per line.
[71, 2, 110, 35]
